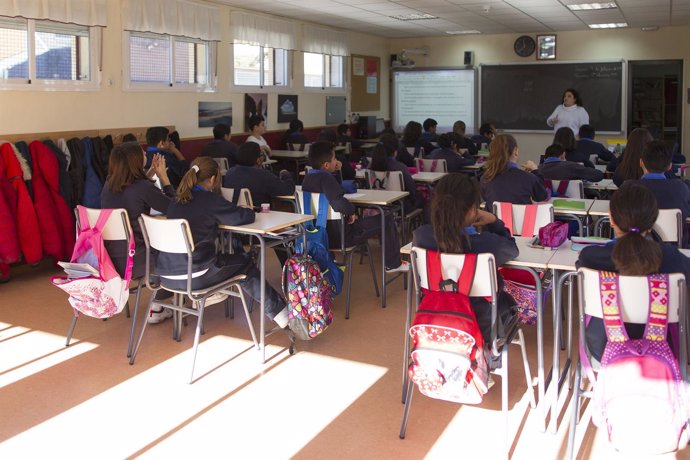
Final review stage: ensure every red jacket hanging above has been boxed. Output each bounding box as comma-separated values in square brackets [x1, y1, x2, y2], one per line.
[0, 142, 42, 264]
[0, 153, 20, 266]
[30, 141, 74, 261]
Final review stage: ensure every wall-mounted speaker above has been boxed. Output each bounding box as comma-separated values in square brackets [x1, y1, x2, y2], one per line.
[464, 51, 473, 66]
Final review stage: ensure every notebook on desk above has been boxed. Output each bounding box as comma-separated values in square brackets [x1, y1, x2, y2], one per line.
[552, 199, 586, 211]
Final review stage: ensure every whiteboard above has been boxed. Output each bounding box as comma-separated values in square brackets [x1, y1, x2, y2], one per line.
[392, 68, 476, 135]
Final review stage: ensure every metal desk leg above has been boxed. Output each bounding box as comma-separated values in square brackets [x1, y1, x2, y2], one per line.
[257, 234, 267, 364]
[377, 205, 387, 308]
[594, 216, 610, 237]
[402, 266, 413, 403]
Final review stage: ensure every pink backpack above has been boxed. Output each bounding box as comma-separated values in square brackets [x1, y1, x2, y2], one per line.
[51, 206, 134, 319]
[282, 254, 333, 340]
[590, 271, 687, 454]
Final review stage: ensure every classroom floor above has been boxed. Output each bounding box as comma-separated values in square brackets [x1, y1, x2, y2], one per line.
[1, 249, 689, 460]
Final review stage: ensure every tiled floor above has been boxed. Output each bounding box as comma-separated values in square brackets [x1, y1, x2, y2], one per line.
[0, 253, 688, 459]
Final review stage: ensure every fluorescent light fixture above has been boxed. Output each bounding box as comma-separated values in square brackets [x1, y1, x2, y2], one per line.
[445, 30, 481, 35]
[390, 13, 438, 21]
[567, 2, 617, 11]
[588, 22, 628, 28]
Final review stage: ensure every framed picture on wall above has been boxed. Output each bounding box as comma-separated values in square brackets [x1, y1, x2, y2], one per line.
[537, 34, 556, 60]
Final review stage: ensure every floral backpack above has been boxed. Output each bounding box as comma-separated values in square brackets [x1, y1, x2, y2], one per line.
[282, 255, 333, 340]
[51, 206, 133, 319]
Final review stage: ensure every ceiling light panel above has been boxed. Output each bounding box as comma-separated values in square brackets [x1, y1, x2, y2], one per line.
[588, 22, 627, 28]
[567, 2, 617, 11]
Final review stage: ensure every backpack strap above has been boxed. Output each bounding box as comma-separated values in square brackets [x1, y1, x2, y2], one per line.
[425, 250, 476, 295]
[521, 204, 538, 237]
[500, 202, 514, 236]
[302, 191, 328, 228]
[598, 271, 630, 343]
[643, 273, 670, 342]
[557, 180, 569, 197]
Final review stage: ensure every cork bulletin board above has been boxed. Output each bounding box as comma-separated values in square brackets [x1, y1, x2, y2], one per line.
[350, 54, 380, 112]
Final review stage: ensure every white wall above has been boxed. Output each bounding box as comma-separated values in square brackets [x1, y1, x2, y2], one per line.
[389, 26, 690, 162]
[0, 0, 390, 139]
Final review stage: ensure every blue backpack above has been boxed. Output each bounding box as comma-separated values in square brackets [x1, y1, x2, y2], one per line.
[295, 192, 345, 295]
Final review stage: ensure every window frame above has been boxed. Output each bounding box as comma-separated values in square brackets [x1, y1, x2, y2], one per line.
[123, 31, 216, 93]
[303, 52, 345, 92]
[0, 17, 100, 91]
[231, 43, 289, 91]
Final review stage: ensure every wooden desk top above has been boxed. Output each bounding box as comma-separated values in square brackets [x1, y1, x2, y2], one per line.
[270, 150, 308, 159]
[504, 237, 556, 269]
[345, 189, 409, 206]
[218, 211, 313, 234]
[412, 172, 447, 183]
[547, 241, 580, 271]
[587, 200, 610, 216]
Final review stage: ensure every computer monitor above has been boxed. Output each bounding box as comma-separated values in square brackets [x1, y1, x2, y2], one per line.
[375, 118, 385, 135]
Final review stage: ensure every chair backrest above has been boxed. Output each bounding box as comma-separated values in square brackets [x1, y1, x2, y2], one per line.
[578, 268, 683, 324]
[220, 187, 254, 208]
[492, 202, 554, 237]
[416, 158, 448, 173]
[340, 142, 352, 154]
[79, 207, 132, 241]
[295, 189, 341, 221]
[546, 179, 584, 199]
[411, 247, 497, 298]
[406, 146, 415, 155]
[288, 142, 309, 152]
[212, 157, 229, 175]
[139, 214, 194, 254]
[653, 208, 682, 247]
[363, 170, 404, 191]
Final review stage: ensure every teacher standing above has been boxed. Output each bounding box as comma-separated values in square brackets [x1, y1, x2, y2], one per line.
[546, 88, 589, 134]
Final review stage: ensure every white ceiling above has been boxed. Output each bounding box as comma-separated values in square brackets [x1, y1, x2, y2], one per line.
[214, 0, 690, 38]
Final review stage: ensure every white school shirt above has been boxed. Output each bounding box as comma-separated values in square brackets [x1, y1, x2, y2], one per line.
[247, 135, 269, 150]
[546, 104, 589, 134]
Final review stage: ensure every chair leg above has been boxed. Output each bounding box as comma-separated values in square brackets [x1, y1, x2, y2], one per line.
[567, 360, 582, 460]
[366, 242, 380, 298]
[189, 300, 206, 384]
[224, 298, 230, 318]
[124, 300, 131, 318]
[518, 329, 537, 409]
[237, 287, 258, 349]
[65, 314, 78, 347]
[345, 251, 354, 319]
[501, 347, 510, 457]
[129, 296, 155, 365]
[399, 378, 415, 439]
[127, 281, 143, 358]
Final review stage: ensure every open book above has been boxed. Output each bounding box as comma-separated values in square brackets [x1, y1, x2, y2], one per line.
[552, 199, 586, 211]
[58, 261, 99, 279]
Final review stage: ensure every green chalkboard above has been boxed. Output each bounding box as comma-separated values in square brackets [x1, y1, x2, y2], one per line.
[480, 62, 624, 132]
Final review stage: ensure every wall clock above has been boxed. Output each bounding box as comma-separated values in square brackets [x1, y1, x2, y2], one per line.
[514, 35, 536, 58]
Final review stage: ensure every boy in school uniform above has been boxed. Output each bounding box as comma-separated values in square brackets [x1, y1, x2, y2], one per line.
[201, 123, 238, 167]
[538, 143, 604, 182]
[420, 118, 438, 154]
[629, 140, 690, 247]
[145, 126, 189, 188]
[570, 124, 614, 164]
[301, 141, 408, 273]
[471, 123, 496, 150]
[223, 142, 295, 207]
[427, 133, 475, 172]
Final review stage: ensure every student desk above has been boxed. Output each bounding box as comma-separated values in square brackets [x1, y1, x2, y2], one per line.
[400, 243, 413, 402]
[412, 172, 447, 183]
[584, 179, 617, 192]
[359, 142, 378, 151]
[458, 162, 483, 177]
[345, 189, 409, 308]
[219, 210, 314, 363]
[270, 149, 309, 175]
[589, 200, 611, 237]
[549, 197, 595, 236]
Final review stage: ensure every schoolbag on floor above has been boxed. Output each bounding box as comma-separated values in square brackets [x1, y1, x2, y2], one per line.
[51, 206, 133, 319]
[592, 271, 687, 454]
[295, 191, 344, 295]
[408, 251, 489, 404]
[282, 255, 333, 340]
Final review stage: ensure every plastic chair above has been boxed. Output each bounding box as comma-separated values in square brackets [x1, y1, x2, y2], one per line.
[566, 268, 688, 459]
[363, 170, 423, 242]
[400, 248, 536, 455]
[492, 202, 554, 237]
[65, 207, 143, 359]
[544, 179, 584, 199]
[287, 142, 310, 152]
[653, 208, 683, 248]
[220, 187, 254, 208]
[415, 158, 447, 173]
[295, 190, 380, 319]
[212, 157, 229, 175]
[129, 215, 258, 383]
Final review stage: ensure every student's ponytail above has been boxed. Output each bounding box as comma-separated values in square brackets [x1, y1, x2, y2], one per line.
[483, 134, 517, 182]
[431, 174, 481, 253]
[610, 183, 662, 276]
[370, 133, 398, 171]
[176, 157, 220, 204]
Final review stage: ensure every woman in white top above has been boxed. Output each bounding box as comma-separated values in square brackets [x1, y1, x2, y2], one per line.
[546, 88, 589, 134]
[246, 115, 272, 157]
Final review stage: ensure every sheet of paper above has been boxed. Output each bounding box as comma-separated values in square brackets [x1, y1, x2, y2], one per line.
[344, 193, 364, 199]
[353, 57, 364, 76]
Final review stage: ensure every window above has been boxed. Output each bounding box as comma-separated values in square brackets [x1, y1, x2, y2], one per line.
[304, 52, 343, 89]
[233, 43, 288, 87]
[127, 31, 213, 90]
[0, 17, 96, 88]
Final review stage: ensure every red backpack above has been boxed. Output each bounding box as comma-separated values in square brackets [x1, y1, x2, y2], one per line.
[408, 251, 490, 404]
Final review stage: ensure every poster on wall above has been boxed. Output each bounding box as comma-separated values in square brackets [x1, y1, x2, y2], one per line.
[277, 94, 298, 123]
[245, 93, 268, 131]
[198, 102, 232, 128]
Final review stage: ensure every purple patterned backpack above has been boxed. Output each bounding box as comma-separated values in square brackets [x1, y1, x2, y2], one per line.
[592, 271, 687, 454]
[282, 255, 333, 340]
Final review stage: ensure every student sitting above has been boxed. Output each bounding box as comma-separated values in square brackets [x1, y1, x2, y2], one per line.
[246, 115, 272, 157]
[223, 142, 295, 207]
[576, 183, 690, 360]
[413, 173, 517, 344]
[572, 124, 614, 164]
[426, 133, 475, 173]
[420, 118, 438, 154]
[611, 127, 654, 186]
[538, 143, 604, 183]
[201, 123, 238, 167]
[301, 141, 408, 273]
[158, 157, 290, 329]
[554, 126, 594, 168]
[316, 129, 356, 181]
[471, 123, 496, 150]
[336, 123, 363, 150]
[370, 133, 422, 212]
[452, 120, 478, 157]
[628, 140, 690, 246]
[480, 134, 548, 212]
[398, 121, 424, 166]
[145, 126, 189, 188]
[283, 119, 309, 147]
